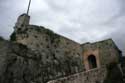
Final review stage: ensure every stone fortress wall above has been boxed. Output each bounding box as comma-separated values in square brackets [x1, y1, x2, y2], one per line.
[81, 39, 121, 71]
[48, 67, 107, 83]
[47, 63, 123, 83]
[0, 14, 123, 83]
[0, 14, 84, 83]
[0, 36, 84, 83]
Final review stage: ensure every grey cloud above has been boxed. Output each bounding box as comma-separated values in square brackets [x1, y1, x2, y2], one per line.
[0, 0, 124, 54]
[107, 27, 125, 52]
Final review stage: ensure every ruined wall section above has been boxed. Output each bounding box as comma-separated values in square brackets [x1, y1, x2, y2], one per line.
[0, 37, 84, 83]
[10, 25, 84, 81]
[47, 67, 107, 83]
[81, 39, 121, 69]
[81, 43, 100, 70]
[0, 38, 123, 83]
[96, 39, 121, 66]
[48, 64, 123, 83]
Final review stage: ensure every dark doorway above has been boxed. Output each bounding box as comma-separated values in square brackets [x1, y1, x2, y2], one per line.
[88, 55, 97, 69]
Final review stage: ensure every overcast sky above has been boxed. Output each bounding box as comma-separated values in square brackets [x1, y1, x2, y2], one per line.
[0, 0, 125, 54]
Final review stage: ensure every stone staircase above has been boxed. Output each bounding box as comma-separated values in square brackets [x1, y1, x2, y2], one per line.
[122, 56, 125, 82]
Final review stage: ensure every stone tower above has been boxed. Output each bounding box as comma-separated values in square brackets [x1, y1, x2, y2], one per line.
[14, 13, 30, 31]
[14, 0, 31, 32]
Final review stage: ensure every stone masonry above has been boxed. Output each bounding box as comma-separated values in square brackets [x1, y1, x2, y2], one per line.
[0, 14, 124, 83]
[81, 39, 121, 71]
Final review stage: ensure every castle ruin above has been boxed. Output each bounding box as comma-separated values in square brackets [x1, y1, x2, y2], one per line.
[0, 12, 124, 83]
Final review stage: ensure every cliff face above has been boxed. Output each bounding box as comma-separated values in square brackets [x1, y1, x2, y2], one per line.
[0, 36, 82, 83]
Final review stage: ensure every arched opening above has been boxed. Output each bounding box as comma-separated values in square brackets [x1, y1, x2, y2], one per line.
[88, 55, 97, 69]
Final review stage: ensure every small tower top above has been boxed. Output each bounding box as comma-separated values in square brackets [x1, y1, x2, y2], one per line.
[14, 0, 32, 31]
[14, 13, 30, 31]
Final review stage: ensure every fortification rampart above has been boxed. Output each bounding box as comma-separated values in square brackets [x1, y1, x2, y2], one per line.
[47, 67, 107, 83]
